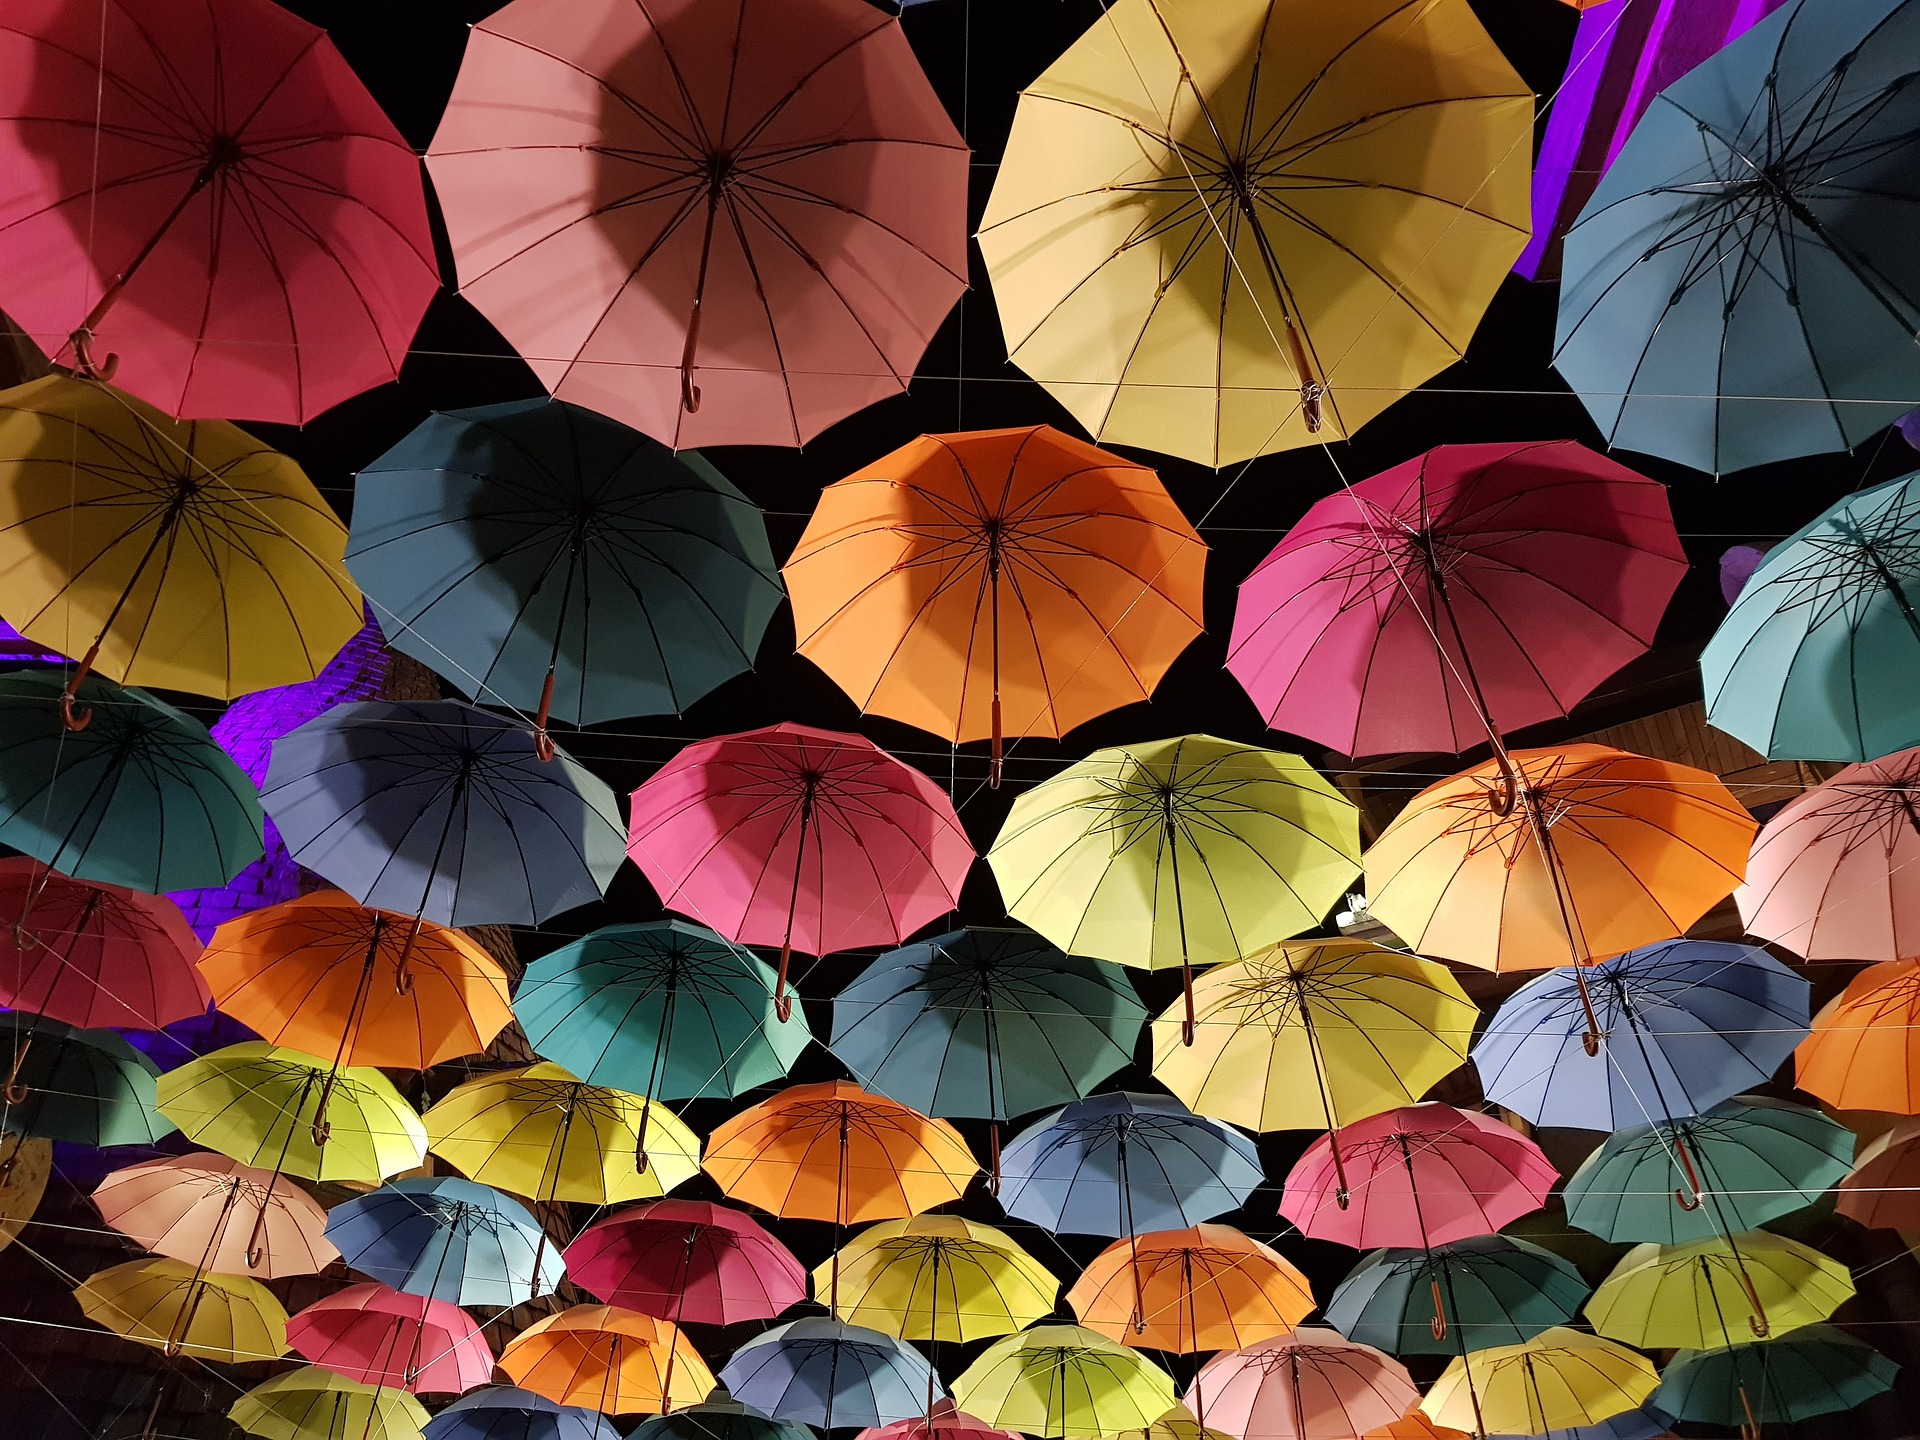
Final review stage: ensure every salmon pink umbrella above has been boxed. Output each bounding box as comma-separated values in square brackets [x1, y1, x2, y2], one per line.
[563, 1199, 807, 1327]
[859, 1400, 1020, 1440]
[93, 1152, 336, 1280]
[288, 1282, 495, 1396]
[1188, 1329, 1419, 1440]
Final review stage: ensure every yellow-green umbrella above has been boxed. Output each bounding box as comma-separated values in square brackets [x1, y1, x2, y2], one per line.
[74, 1256, 289, 1362]
[1585, 1233, 1854, 1350]
[819, 1216, 1059, 1342]
[1421, 1328, 1658, 1435]
[229, 1370, 428, 1440]
[1106, 1406, 1237, 1440]
[953, 1324, 1177, 1440]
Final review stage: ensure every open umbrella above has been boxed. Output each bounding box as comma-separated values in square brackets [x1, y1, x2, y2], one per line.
[1325, 1236, 1589, 1356]
[425, 1387, 622, 1440]
[822, 1216, 1058, 1342]
[1103, 1405, 1236, 1440]
[1586, 1234, 1855, 1347]
[1422, 1329, 1659, 1435]
[74, 1256, 289, 1362]
[0, 1135, 48, 1255]
[427, 0, 966, 449]
[324, 1176, 565, 1308]
[785, 426, 1205, 781]
[500, 1307, 714, 1416]
[1798, 959, 1920, 1112]
[720, 1318, 940, 1430]
[1838, 1119, 1920, 1228]
[1190, 1329, 1419, 1440]
[1066, 1225, 1313, 1353]
[1652, 1325, 1898, 1429]
[94, 1152, 337, 1279]
[232, 1371, 431, 1440]
[289, 1282, 496, 1397]
[860, 1401, 1023, 1440]
[564, 1200, 806, 1327]
[0, 1016, 172, 1147]
[953, 1325, 1176, 1440]
[630, 1395, 811, 1440]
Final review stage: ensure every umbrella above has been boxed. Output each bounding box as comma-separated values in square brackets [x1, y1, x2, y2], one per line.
[0, 860, 207, 1029]
[0, 376, 363, 707]
[1586, 1234, 1855, 1348]
[1653, 1324, 1898, 1429]
[988, 736, 1360, 1038]
[201, 892, 514, 1070]
[232, 1370, 431, 1440]
[1422, 1329, 1659, 1435]
[563, 1200, 806, 1327]
[822, 1216, 1058, 1342]
[997, 1093, 1264, 1237]
[630, 1395, 812, 1440]
[1701, 474, 1920, 761]
[1149, 940, 1476, 1134]
[499, 1306, 714, 1416]
[1555, 0, 1920, 474]
[1564, 1096, 1854, 1245]
[74, 1256, 289, 1362]
[1279, 1104, 1557, 1247]
[859, 1400, 1023, 1440]
[1738, 746, 1920, 960]
[0, 1016, 172, 1147]
[626, 724, 974, 1017]
[1362, 1418, 1466, 1440]
[94, 1152, 337, 1279]
[719, 1317, 939, 1429]
[1066, 1225, 1313, 1352]
[0, 1135, 48, 1255]
[1325, 1236, 1589, 1356]
[427, 0, 966, 449]
[1471, 940, 1810, 1131]
[350, 399, 783, 740]
[1798, 959, 1920, 1112]
[976, 0, 1530, 466]
[324, 1176, 565, 1308]
[785, 425, 1205, 781]
[952, 1325, 1176, 1440]
[1838, 1118, 1920, 1228]
[1102, 1406, 1236, 1440]
[157, 1042, 427, 1185]
[425, 1387, 623, 1440]
[289, 1283, 495, 1396]
[263, 700, 626, 928]
[1226, 442, 1686, 757]
[1190, 1329, 1419, 1440]
[0, 668, 262, 891]
[513, 921, 806, 1100]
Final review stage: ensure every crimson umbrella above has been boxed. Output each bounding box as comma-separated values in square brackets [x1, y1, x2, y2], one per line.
[563, 1200, 807, 1327]
[287, 1282, 495, 1397]
[0, 0, 437, 423]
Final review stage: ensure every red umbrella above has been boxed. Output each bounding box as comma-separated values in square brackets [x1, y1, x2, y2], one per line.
[859, 1400, 1022, 1440]
[426, 0, 968, 449]
[1188, 1329, 1418, 1440]
[287, 1282, 494, 1396]
[564, 1199, 807, 1327]
[1226, 442, 1685, 758]
[0, 0, 437, 423]
[626, 724, 975, 1018]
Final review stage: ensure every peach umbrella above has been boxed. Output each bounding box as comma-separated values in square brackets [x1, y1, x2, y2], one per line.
[1837, 1119, 1920, 1230]
[1066, 1225, 1312, 1353]
[1797, 960, 1920, 1113]
[1188, 1329, 1418, 1440]
[498, 1305, 714, 1416]
[93, 1152, 336, 1279]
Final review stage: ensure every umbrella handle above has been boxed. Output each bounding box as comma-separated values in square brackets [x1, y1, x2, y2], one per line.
[533, 672, 557, 763]
[1429, 1278, 1447, 1341]
[988, 1122, 1001, 1198]
[774, 942, 793, 1024]
[990, 699, 1003, 790]
[1738, 1383, 1759, 1440]
[1737, 1266, 1770, 1338]
[309, 1072, 337, 1148]
[394, 918, 421, 996]
[1181, 962, 1196, 1047]
[68, 327, 119, 383]
[1673, 1135, 1705, 1211]
[3, 1036, 31, 1106]
[58, 644, 101, 732]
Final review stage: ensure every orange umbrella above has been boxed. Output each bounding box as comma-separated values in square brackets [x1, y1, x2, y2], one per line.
[498, 1304, 714, 1416]
[1066, 1225, 1313, 1353]
[785, 426, 1205, 784]
[1797, 960, 1920, 1114]
[1364, 1417, 1470, 1440]
[93, 1153, 336, 1279]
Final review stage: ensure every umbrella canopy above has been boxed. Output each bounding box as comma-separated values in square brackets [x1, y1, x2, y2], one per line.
[1280, 1104, 1557, 1249]
[1585, 1234, 1855, 1349]
[201, 892, 514, 1070]
[1103, 1405, 1237, 1440]
[232, 1370, 431, 1440]
[94, 1152, 337, 1279]
[998, 1093, 1264, 1237]
[720, 1317, 940, 1430]
[830, 928, 1144, 1123]
[1653, 1324, 1898, 1428]
[1564, 1096, 1854, 1245]
[1471, 941, 1811, 1130]
[514, 921, 806, 1100]
[0, 1015, 172, 1147]
[952, 1325, 1176, 1440]
[785, 426, 1205, 772]
[1422, 1329, 1659, 1435]
[821, 1216, 1058, 1342]
[1364, 745, 1755, 973]
[1798, 959, 1920, 1112]
[1325, 1236, 1590, 1357]
[977, 0, 1530, 466]
[0, 1135, 49, 1255]
[425, 1387, 623, 1440]
[264, 700, 626, 928]
[350, 399, 783, 731]
[324, 1176, 565, 1308]
[630, 1396, 812, 1440]
[1066, 1225, 1313, 1353]
[288, 1282, 496, 1396]
[0, 668, 262, 891]
[858, 1401, 1023, 1440]
[564, 1200, 806, 1327]
[427, 0, 966, 448]
[157, 1042, 427, 1185]
[1838, 1118, 1920, 1229]
[1150, 940, 1475, 1134]
[1701, 473, 1920, 761]
[1227, 442, 1685, 757]
[1555, 0, 1920, 474]
[1190, 1329, 1419, 1440]
[0, 860, 206, 1029]
[74, 1256, 289, 1362]
[499, 1306, 714, 1416]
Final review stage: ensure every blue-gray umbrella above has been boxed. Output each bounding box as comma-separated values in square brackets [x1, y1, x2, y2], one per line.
[323, 1176, 564, 1308]
[424, 1386, 622, 1440]
[1489, 1408, 1673, 1440]
[718, 1318, 942, 1429]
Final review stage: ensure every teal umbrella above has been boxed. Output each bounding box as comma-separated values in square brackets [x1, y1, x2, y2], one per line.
[627, 1393, 813, 1440]
[0, 669, 263, 892]
[1324, 1235, 1590, 1357]
[513, 921, 808, 1100]
[1653, 1324, 1897, 1427]
[1701, 473, 1920, 762]
[0, 1015, 173, 1147]
[1564, 1096, 1854, 1246]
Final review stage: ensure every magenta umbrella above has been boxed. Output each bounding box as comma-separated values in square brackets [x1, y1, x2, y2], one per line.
[563, 1199, 806, 1327]
[1225, 442, 1685, 759]
[626, 724, 974, 1018]
[1279, 1104, 1557, 1250]
[286, 1282, 494, 1396]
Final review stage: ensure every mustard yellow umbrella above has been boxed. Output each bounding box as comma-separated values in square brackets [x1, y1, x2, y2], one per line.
[230, 1371, 428, 1440]
[952, 1324, 1177, 1440]
[74, 1256, 290, 1362]
[1585, 1233, 1855, 1350]
[819, 1216, 1059, 1343]
[1150, 940, 1476, 1132]
[1421, 1328, 1658, 1435]
[1106, 1406, 1237, 1440]
[976, 0, 1531, 468]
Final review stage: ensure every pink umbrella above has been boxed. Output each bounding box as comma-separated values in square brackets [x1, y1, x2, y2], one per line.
[564, 1199, 806, 1327]
[626, 724, 975, 1017]
[287, 1282, 495, 1396]
[1836, 1120, 1920, 1231]
[93, 1153, 336, 1280]
[1188, 1328, 1418, 1440]
[1279, 1105, 1557, 1250]
[1225, 442, 1685, 758]
[1737, 747, 1920, 964]
[859, 1399, 1021, 1440]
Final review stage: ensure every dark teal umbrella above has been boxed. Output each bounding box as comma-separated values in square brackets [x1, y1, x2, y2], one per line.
[1324, 1235, 1590, 1357]
[1653, 1324, 1897, 1427]
[0, 1015, 173, 1147]
[627, 1394, 813, 1440]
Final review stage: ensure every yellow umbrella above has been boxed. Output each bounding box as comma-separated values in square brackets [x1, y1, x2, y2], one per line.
[819, 1216, 1059, 1342]
[953, 1324, 1177, 1440]
[977, 0, 1531, 467]
[1421, 1328, 1658, 1435]
[229, 1371, 428, 1440]
[0, 374, 361, 714]
[1107, 1406, 1238, 1440]
[1585, 1233, 1854, 1349]
[1150, 940, 1476, 1131]
[0, 1133, 49, 1254]
[74, 1256, 289, 1362]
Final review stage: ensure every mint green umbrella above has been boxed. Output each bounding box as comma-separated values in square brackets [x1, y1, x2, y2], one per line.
[0, 1015, 173, 1147]
[1564, 1096, 1854, 1246]
[1653, 1324, 1897, 1427]
[1324, 1235, 1589, 1357]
